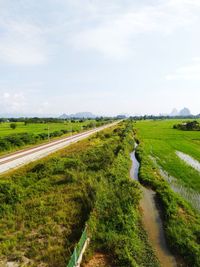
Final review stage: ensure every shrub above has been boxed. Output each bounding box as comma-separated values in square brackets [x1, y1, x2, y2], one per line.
[10, 123, 17, 130]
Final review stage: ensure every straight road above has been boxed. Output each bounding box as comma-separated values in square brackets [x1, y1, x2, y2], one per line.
[0, 121, 120, 175]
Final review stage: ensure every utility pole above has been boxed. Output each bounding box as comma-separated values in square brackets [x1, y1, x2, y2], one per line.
[48, 124, 50, 142]
[69, 120, 72, 136]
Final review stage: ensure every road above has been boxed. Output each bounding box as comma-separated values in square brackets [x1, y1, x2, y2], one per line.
[0, 121, 120, 175]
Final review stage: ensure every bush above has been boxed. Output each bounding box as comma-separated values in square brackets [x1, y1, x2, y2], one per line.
[10, 123, 17, 130]
[0, 181, 23, 207]
[0, 139, 11, 151]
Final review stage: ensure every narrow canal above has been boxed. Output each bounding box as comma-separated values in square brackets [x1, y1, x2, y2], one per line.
[130, 143, 177, 267]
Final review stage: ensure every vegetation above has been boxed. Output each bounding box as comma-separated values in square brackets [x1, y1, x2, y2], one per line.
[135, 119, 200, 192]
[135, 119, 200, 266]
[86, 123, 159, 267]
[0, 122, 158, 267]
[0, 119, 111, 154]
[10, 123, 17, 130]
[173, 120, 200, 131]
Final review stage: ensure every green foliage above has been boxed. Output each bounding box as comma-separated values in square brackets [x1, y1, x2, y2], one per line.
[0, 181, 23, 207]
[174, 120, 200, 131]
[10, 123, 17, 130]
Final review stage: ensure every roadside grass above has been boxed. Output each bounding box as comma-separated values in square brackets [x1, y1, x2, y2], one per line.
[0, 128, 110, 266]
[0, 122, 159, 267]
[135, 119, 200, 266]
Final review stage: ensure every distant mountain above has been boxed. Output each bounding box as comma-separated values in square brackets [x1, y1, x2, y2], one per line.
[170, 108, 179, 116]
[169, 107, 191, 117]
[59, 112, 97, 119]
[179, 107, 191, 116]
[116, 114, 127, 119]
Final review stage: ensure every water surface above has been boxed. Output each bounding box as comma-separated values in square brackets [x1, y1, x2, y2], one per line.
[176, 151, 200, 172]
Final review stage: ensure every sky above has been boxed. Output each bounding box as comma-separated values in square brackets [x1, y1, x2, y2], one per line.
[0, 0, 200, 116]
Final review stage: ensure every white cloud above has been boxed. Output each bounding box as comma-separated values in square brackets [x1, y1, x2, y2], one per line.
[0, 91, 27, 113]
[166, 58, 200, 81]
[37, 101, 50, 114]
[0, 18, 47, 65]
[70, 0, 200, 59]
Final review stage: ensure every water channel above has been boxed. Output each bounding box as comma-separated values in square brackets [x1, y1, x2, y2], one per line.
[130, 143, 177, 267]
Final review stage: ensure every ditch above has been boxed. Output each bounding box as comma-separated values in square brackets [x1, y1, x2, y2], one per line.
[130, 143, 177, 267]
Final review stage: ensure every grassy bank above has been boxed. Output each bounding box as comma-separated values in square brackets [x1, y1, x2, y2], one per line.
[0, 122, 158, 267]
[85, 123, 159, 267]
[135, 119, 200, 266]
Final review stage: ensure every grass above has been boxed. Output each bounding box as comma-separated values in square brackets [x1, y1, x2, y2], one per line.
[0, 120, 109, 155]
[135, 119, 200, 192]
[0, 120, 97, 137]
[86, 123, 159, 267]
[134, 119, 200, 266]
[0, 122, 159, 267]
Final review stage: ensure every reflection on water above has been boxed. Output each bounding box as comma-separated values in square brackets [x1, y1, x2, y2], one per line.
[176, 151, 200, 173]
[130, 151, 139, 181]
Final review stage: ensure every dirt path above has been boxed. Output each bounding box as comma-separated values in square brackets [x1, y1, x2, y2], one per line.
[83, 253, 112, 267]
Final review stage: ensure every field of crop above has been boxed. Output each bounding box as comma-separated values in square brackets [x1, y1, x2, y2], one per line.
[0, 120, 109, 155]
[0, 120, 96, 137]
[135, 119, 200, 266]
[135, 119, 200, 192]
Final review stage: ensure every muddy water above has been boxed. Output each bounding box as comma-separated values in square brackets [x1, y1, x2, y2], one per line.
[130, 144, 177, 267]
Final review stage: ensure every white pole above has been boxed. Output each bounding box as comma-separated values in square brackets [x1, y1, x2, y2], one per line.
[48, 124, 50, 142]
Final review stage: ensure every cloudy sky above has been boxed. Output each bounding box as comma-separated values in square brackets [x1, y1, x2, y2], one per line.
[0, 0, 200, 116]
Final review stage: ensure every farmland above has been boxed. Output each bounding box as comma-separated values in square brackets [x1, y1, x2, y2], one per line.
[135, 119, 200, 266]
[0, 119, 111, 155]
[0, 120, 97, 137]
[135, 119, 200, 192]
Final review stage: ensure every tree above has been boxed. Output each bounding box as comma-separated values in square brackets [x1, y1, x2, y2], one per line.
[10, 123, 17, 130]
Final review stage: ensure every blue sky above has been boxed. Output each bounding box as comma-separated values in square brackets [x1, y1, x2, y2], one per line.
[0, 0, 200, 116]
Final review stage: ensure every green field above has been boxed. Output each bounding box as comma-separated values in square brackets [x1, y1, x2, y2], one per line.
[135, 119, 200, 192]
[0, 120, 96, 137]
[135, 119, 200, 266]
[0, 120, 109, 155]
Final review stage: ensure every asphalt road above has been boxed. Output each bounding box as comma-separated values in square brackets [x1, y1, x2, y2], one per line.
[0, 121, 120, 175]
